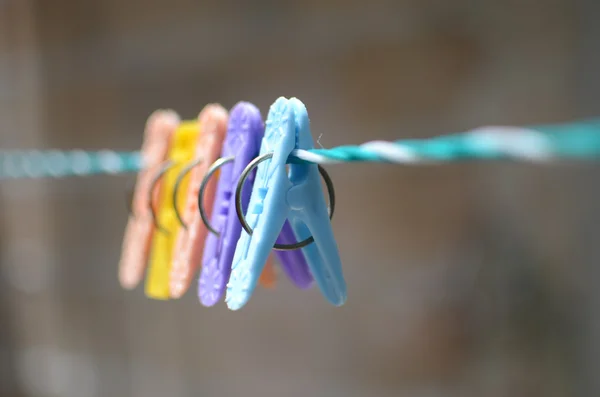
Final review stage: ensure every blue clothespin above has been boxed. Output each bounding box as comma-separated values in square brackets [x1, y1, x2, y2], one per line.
[226, 97, 347, 310]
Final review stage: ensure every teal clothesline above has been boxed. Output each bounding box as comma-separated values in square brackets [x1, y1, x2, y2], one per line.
[1, 118, 600, 180]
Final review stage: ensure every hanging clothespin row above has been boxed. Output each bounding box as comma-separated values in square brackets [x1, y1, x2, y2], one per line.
[198, 102, 313, 306]
[226, 97, 346, 310]
[120, 104, 279, 301]
[168, 104, 228, 299]
[145, 118, 200, 299]
[119, 110, 180, 290]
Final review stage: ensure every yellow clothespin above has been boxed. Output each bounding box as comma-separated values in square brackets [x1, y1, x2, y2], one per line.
[145, 120, 201, 300]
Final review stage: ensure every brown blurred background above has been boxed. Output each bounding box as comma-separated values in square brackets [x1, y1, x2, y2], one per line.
[1, 1, 600, 396]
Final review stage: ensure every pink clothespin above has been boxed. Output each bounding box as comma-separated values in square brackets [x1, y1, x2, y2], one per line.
[169, 104, 228, 298]
[119, 110, 180, 289]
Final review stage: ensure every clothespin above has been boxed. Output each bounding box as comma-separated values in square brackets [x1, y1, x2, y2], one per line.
[258, 260, 276, 288]
[119, 110, 180, 290]
[169, 104, 228, 299]
[226, 97, 346, 310]
[198, 102, 313, 307]
[145, 119, 200, 300]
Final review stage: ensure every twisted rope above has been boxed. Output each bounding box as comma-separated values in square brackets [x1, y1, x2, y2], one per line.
[1, 119, 599, 179]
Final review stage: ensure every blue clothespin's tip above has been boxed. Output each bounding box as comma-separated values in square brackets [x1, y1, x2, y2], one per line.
[224, 292, 246, 311]
[333, 285, 348, 304]
[334, 294, 347, 307]
[322, 282, 347, 307]
[272, 96, 289, 106]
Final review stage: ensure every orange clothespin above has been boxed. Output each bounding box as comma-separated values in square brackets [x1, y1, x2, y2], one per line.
[258, 259, 276, 289]
[169, 104, 228, 298]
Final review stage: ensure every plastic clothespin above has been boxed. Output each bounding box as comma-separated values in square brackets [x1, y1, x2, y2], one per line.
[119, 110, 180, 290]
[169, 104, 228, 299]
[145, 119, 201, 300]
[258, 260, 276, 288]
[226, 97, 346, 310]
[199, 102, 313, 307]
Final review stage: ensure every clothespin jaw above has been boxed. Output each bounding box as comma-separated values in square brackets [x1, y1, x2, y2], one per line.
[274, 221, 314, 289]
[285, 97, 346, 304]
[226, 97, 346, 310]
[169, 104, 228, 299]
[145, 120, 200, 300]
[119, 110, 179, 290]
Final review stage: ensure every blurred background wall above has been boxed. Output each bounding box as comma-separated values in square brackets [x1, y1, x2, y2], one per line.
[1, 1, 600, 396]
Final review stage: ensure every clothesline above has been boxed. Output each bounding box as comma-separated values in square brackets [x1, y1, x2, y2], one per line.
[1, 118, 599, 180]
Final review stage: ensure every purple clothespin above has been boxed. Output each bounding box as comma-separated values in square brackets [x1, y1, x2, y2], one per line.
[198, 102, 313, 306]
[274, 223, 314, 289]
